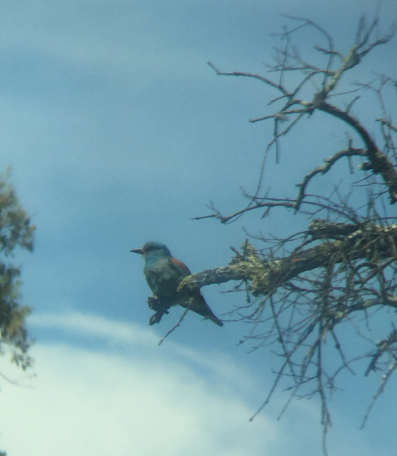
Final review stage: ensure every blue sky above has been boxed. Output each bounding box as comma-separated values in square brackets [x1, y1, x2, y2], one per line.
[0, 1, 396, 455]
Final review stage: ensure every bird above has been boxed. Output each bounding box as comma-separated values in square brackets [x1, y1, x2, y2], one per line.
[131, 241, 223, 326]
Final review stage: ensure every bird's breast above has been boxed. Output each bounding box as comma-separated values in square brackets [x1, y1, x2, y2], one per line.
[144, 259, 184, 298]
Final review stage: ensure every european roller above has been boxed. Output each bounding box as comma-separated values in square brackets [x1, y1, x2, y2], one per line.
[131, 241, 223, 326]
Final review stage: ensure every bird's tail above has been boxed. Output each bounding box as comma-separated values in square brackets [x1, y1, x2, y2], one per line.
[178, 293, 223, 327]
[206, 313, 224, 327]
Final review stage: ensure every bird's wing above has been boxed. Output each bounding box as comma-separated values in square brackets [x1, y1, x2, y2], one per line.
[169, 257, 191, 276]
[179, 293, 223, 327]
[169, 257, 223, 326]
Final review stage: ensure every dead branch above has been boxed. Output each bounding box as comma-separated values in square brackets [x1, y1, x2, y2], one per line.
[181, 224, 397, 298]
[197, 11, 397, 454]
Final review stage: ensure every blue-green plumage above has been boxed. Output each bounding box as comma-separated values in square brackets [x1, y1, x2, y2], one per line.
[131, 241, 223, 326]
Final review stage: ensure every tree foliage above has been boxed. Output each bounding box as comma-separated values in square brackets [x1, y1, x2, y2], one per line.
[0, 170, 35, 372]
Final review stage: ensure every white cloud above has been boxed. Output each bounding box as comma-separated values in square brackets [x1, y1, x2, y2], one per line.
[0, 313, 390, 456]
[0, 313, 280, 456]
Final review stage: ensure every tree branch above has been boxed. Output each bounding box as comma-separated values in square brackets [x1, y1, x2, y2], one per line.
[180, 224, 397, 298]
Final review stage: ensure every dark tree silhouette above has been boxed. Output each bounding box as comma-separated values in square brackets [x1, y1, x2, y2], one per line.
[184, 10, 395, 456]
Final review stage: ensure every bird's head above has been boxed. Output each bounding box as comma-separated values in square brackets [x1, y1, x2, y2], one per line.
[131, 241, 172, 260]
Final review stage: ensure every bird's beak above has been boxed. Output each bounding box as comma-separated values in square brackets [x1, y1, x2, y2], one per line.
[131, 248, 145, 254]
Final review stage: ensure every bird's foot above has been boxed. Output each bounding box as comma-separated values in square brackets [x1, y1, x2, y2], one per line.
[147, 296, 172, 325]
